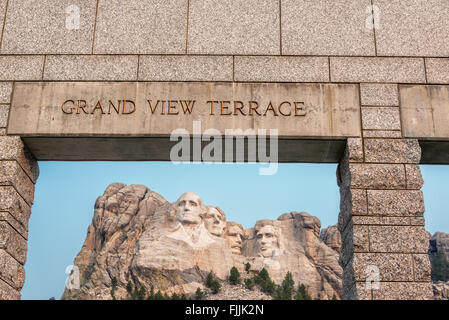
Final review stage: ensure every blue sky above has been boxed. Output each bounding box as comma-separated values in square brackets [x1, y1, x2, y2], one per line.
[20, 162, 449, 300]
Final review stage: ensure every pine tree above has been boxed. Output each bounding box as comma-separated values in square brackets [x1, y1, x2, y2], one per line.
[332, 294, 338, 300]
[171, 293, 180, 300]
[245, 262, 251, 273]
[244, 278, 254, 290]
[295, 283, 312, 300]
[195, 287, 204, 300]
[147, 285, 155, 300]
[206, 272, 214, 288]
[229, 267, 241, 285]
[154, 290, 163, 300]
[277, 271, 295, 300]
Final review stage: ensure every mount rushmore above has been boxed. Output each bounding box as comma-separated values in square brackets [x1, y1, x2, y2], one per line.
[62, 183, 343, 300]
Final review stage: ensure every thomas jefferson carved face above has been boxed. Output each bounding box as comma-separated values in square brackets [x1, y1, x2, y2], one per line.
[175, 192, 204, 226]
[204, 207, 226, 237]
[225, 224, 244, 255]
[256, 225, 279, 258]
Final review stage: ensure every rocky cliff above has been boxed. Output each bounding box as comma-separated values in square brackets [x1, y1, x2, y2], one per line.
[62, 183, 342, 300]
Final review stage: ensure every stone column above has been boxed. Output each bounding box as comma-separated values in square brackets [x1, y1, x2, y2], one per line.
[337, 83, 433, 300]
[0, 84, 39, 299]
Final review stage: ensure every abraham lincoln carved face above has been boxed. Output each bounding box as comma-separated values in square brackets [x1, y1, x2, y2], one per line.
[256, 225, 279, 258]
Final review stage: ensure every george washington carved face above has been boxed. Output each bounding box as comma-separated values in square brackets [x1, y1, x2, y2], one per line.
[204, 206, 226, 237]
[256, 225, 279, 258]
[175, 192, 204, 226]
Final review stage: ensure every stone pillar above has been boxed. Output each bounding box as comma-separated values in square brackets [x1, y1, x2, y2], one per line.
[337, 83, 433, 300]
[0, 91, 39, 299]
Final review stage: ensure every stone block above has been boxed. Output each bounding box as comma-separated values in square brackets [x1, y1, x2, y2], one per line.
[405, 165, 424, 190]
[0, 136, 39, 183]
[373, 0, 449, 57]
[361, 107, 401, 131]
[347, 164, 405, 189]
[367, 190, 424, 216]
[188, 0, 279, 55]
[0, 56, 44, 81]
[347, 138, 364, 163]
[234, 56, 329, 82]
[139, 55, 233, 82]
[344, 281, 372, 300]
[413, 254, 431, 282]
[0, 249, 25, 290]
[360, 83, 399, 107]
[364, 139, 421, 164]
[0, 279, 20, 300]
[0, 128, 5, 135]
[0, 161, 35, 206]
[401, 85, 449, 139]
[0, 186, 30, 231]
[0, 105, 8, 127]
[338, 188, 367, 232]
[1, 0, 96, 54]
[330, 57, 426, 83]
[0, 211, 27, 240]
[281, 0, 375, 55]
[410, 217, 425, 226]
[426, 58, 449, 84]
[352, 216, 410, 226]
[353, 253, 413, 282]
[371, 282, 434, 300]
[363, 130, 402, 138]
[44, 55, 138, 81]
[94, 0, 187, 54]
[368, 226, 429, 253]
[0, 222, 27, 264]
[0, 82, 12, 104]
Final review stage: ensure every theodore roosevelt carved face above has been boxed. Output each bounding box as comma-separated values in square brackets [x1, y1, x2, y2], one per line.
[204, 206, 226, 237]
[175, 192, 204, 226]
[256, 225, 279, 258]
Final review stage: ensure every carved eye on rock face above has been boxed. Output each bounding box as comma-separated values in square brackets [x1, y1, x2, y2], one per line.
[189, 200, 197, 207]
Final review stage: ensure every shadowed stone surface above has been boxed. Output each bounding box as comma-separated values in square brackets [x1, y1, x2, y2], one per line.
[188, 0, 279, 55]
[44, 55, 138, 81]
[139, 56, 233, 81]
[373, 0, 449, 57]
[234, 56, 329, 82]
[94, 0, 187, 54]
[330, 57, 426, 83]
[0, 279, 20, 300]
[1, 0, 96, 54]
[0, 186, 31, 233]
[0, 222, 27, 264]
[281, 0, 374, 56]
[413, 254, 431, 281]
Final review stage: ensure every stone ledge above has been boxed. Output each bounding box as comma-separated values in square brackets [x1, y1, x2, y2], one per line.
[330, 57, 426, 83]
[353, 216, 410, 226]
[363, 130, 402, 138]
[345, 164, 406, 189]
[234, 56, 329, 82]
[361, 107, 401, 131]
[139, 55, 233, 81]
[405, 165, 424, 190]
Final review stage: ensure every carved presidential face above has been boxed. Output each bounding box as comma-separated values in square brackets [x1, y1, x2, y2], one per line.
[204, 207, 226, 237]
[256, 225, 278, 258]
[175, 192, 203, 225]
[226, 224, 244, 255]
